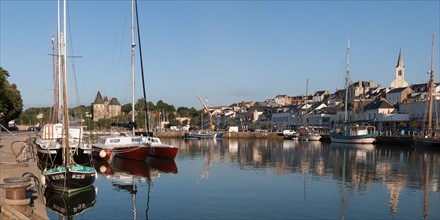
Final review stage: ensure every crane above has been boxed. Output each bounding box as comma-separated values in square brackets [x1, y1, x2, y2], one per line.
[197, 95, 214, 130]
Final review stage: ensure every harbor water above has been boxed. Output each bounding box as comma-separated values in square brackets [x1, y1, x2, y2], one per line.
[45, 139, 440, 219]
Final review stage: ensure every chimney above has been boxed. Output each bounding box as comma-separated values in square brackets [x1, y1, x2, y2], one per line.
[369, 80, 375, 88]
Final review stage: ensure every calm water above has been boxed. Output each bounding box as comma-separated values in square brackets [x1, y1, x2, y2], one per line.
[45, 139, 440, 219]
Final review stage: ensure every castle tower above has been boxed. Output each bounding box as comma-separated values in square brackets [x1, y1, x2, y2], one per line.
[390, 49, 409, 88]
[93, 91, 105, 121]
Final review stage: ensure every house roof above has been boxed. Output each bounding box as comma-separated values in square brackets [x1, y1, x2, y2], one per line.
[364, 98, 394, 110]
[109, 98, 121, 106]
[94, 91, 104, 104]
[318, 106, 338, 114]
[388, 87, 409, 94]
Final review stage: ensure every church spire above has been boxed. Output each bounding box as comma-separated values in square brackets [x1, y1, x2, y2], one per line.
[391, 48, 408, 88]
[396, 48, 404, 68]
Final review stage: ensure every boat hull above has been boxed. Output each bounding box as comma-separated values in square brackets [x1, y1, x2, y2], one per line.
[329, 132, 376, 144]
[43, 165, 96, 192]
[113, 146, 149, 161]
[92, 146, 113, 160]
[299, 134, 321, 141]
[149, 145, 178, 159]
[413, 137, 440, 148]
[183, 133, 215, 139]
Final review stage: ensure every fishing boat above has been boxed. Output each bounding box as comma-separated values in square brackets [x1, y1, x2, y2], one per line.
[42, 0, 96, 192]
[91, 0, 149, 161]
[413, 35, 440, 148]
[329, 41, 376, 144]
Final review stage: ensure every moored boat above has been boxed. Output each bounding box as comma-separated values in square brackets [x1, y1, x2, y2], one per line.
[43, 165, 96, 192]
[147, 136, 178, 159]
[183, 132, 223, 139]
[412, 35, 440, 149]
[329, 125, 376, 144]
[36, 124, 92, 166]
[42, 0, 96, 192]
[283, 129, 299, 140]
[92, 134, 149, 161]
[329, 41, 376, 144]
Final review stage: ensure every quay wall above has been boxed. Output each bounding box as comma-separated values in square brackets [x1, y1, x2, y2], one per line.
[154, 131, 285, 139]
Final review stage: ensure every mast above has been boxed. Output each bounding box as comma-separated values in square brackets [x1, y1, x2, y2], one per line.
[130, 0, 136, 135]
[344, 40, 350, 124]
[51, 34, 57, 123]
[135, 0, 150, 134]
[60, 0, 70, 166]
[427, 34, 435, 137]
[57, 0, 62, 123]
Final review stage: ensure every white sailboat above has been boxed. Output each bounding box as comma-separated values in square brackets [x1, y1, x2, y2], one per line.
[92, 0, 150, 161]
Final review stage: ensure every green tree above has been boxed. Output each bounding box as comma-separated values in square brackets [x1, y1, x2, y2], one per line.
[121, 103, 132, 115]
[0, 67, 23, 127]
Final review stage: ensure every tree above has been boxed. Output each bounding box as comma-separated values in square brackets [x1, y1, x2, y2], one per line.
[0, 67, 23, 127]
[121, 103, 132, 115]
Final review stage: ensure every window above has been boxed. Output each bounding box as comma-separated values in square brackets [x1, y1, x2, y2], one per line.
[110, 139, 120, 143]
[398, 70, 402, 76]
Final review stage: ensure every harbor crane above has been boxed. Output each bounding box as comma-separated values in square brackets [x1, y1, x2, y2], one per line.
[197, 95, 215, 130]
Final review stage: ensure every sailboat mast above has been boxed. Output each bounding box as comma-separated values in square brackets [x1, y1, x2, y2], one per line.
[131, 0, 136, 135]
[427, 34, 435, 137]
[135, 0, 151, 134]
[344, 40, 350, 124]
[57, 0, 62, 123]
[51, 35, 57, 123]
[61, 0, 71, 166]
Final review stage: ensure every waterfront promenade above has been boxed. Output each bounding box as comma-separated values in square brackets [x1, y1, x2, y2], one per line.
[0, 132, 48, 219]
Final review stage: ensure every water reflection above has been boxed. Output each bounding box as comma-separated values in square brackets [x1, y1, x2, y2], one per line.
[44, 185, 96, 219]
[179, 139, 439, 218]
[92, 157, 178, 219]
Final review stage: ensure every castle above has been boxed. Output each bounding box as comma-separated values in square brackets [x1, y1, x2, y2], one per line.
[92, 91, 122, 122]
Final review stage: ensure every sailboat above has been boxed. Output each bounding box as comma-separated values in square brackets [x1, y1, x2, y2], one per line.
[329, 41, 376, 144]
[92, 0, 149, 161]
[299, 79, 321, 141]
[413, 34, 440, 148]
[35, 34, 92, 167]
[42, 0, 96, 192]
[183, 95, 223, 140]
[132, 0, 179, 159]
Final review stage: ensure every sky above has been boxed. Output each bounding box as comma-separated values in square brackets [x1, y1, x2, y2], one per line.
[1, 0, 439, 110]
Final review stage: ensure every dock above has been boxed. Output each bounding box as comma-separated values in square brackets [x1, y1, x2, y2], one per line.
[0, 132, 48, 219]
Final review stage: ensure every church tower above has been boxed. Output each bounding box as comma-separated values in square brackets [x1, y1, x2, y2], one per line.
[390, 49, 409, 88]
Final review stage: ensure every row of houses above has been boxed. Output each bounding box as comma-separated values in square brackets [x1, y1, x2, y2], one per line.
[204, 82, 438, 134]
[203, 50, 438, 133]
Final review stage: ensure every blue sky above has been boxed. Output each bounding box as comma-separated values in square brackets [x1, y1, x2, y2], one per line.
[1, 0, 439, 109]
